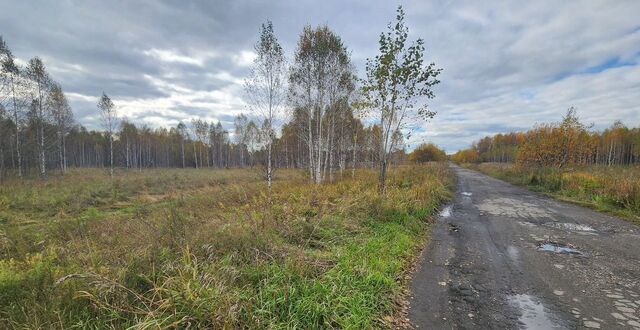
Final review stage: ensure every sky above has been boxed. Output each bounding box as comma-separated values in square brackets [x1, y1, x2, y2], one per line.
[1, 0, 639, 153]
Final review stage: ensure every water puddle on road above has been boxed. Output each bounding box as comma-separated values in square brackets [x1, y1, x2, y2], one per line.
[538, 243, 586, 256]
[461, 192, 472, 196]
[509, 294, 565, 329]
[439, 205, 453, 218]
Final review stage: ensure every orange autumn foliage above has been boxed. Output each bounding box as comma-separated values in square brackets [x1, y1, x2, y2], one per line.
[409, 143, 447, 163]
[453, 107, 640, 167]
[517, 107, 595, 168]
[451, 149, 479, 163]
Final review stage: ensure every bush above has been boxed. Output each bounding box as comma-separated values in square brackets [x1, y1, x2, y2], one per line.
[408, 143, 447, 163]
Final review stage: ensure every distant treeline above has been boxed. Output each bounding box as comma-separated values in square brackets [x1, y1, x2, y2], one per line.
[0, 116, 402, 175]
[0, 35, 406, 180]
[452, 108, 640, 167]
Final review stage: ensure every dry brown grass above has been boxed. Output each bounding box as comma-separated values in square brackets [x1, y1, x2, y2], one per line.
[0, 164, 453, 328]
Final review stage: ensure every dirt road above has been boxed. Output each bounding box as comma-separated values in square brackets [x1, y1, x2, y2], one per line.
[408, 165, 640, 329]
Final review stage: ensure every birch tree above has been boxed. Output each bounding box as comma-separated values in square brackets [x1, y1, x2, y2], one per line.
[289, 25, 355, 184]
[244, 21, 286, 196]
[48, 83, 74, 173]
[98, 93, 117, 178]
[0, 104, 6, 181]
[0, 36, 8, 109]
[209, 122, 226, 168]
[361, 6, 441, 192]
[189, 120, 200, 168]
[120, 119, 138, 169]
[25, 57, 52, 179]
[245, 120, 260, 167]
[234, 114, 249, 167]
[0, 36, 26, 178]
[176, 121, 187, 168]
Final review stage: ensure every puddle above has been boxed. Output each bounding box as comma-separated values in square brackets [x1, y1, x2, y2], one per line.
[538, 243, 586, 256]
[440, 205, 453, 218]
[544, 222, 596, 232]
[509, 294, 565, 329]
[461, 192, 472, 196]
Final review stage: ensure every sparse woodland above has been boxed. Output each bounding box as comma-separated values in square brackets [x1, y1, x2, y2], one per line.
[0, 6, 454, 329]
[0, 7, 440, 191]
[0, 35, 386, 181]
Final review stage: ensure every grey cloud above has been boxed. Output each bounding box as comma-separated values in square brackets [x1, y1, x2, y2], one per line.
[1, 0, 638, 151]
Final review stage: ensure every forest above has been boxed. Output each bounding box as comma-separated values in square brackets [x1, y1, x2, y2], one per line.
[451, 108, 640, 167]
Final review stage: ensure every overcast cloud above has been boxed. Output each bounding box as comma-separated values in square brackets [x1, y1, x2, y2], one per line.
[1, 0, 638, 152]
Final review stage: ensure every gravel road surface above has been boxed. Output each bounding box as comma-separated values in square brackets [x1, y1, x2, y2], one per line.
[408, 165, 640, 329]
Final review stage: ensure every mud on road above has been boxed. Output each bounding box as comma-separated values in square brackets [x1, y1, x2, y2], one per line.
[408, 165, 640, 329]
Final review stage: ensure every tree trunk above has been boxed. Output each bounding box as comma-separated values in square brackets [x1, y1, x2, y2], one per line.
[59, 133, 64, 174]
[315, 107, 323, 185]
[327, 114, 335, 182]
[11, 76, 22, 179]
[378, 156, 387, 194]
[40, 121, 46, 179]
[267, 140, 273, 197]
[37, 81, 47, 179]
[193, 142, 198, 168]
[352, 131, 357, 179]
[181, 140, 185, 168]
[126, 139, 130, 169]
[379, 109, 389, 193]
[62, 135, 67, 172]
[109, 134, 114, 178]
[607, 140, 614, 166]
[308, 109, 314, 179]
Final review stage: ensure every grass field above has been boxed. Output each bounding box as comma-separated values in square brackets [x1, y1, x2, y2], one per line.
[0, 164, 453, 329]
[466, 163, 640, 223]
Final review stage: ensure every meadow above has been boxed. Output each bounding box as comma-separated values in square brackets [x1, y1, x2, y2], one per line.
[0, 164, 453, 329]
[467, 163, 640, 223]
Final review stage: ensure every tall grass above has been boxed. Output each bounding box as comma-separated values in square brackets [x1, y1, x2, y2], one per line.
[469, 163, 640, 222]
[0, 164, 453, 328]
